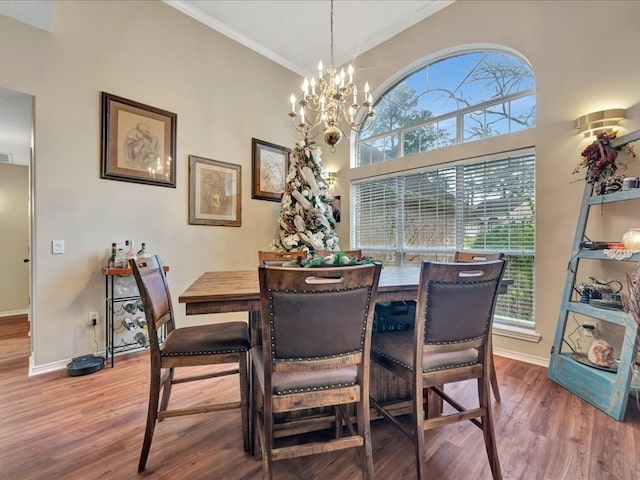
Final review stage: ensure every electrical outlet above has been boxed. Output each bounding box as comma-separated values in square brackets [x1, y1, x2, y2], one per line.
[89, 311, 99, 326]
[582, 320, 597, 337]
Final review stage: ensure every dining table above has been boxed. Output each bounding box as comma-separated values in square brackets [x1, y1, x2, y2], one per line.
[178, 265, 511, 423]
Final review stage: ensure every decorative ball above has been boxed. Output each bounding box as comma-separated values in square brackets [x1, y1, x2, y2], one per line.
[324, 125, 342, 147]
[587, 339, 614, 367]
[622, 228, 640, 250]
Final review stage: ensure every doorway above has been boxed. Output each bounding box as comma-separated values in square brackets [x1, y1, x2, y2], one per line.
[0, 86, 33, 362]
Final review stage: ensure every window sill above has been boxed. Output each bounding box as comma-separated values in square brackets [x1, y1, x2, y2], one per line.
[493, 323, 541, 343]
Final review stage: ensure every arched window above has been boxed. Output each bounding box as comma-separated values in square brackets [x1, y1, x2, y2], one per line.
[352, 49, 536, 329]
[356, 50, 535, 166]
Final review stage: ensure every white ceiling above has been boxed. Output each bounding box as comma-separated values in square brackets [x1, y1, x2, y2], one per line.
[0, 0, 454, 166]
[166, 1, 455, 77]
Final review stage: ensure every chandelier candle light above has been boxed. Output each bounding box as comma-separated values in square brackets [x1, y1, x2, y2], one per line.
[288, 0, 374, 149]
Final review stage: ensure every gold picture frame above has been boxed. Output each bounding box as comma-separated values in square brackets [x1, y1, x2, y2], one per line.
[100, 92, 177, 187]
[251, 138, 290, 202]
[189, 155, 241, 227]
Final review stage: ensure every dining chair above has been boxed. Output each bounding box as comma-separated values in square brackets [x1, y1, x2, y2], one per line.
[129, 255, 251, 472]
[454, 250, 505, 402]
[370, 259, 506, 480]
[258, 250, 308, 265]
[252, 263, 382, 480]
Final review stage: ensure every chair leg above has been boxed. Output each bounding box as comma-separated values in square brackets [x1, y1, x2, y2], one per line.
[251, 365, 260, 459]
[478, 378, 502, 480]
[356, 395, 374, 480]
[138, 368, 161, 473]
[261, 397, 273, 480]
[239, 353, 251, 453]
[158, 367, 174, 419]
[413, 388, 427, 480]
[489, 355, 501, 402]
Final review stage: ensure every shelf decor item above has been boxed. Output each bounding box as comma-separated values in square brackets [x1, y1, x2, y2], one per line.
[622, 228, 640, 251]
[572, 131, 635, 191]
[101, 92, 177, 188]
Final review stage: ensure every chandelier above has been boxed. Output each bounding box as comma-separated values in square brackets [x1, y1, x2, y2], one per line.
[288, 0, 375, 149]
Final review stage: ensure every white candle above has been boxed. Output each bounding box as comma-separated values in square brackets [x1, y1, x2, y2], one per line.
[310, 78, 316, 96]
[290, 94, 296, 112]
[348, 65, 354, 84]
[302, 78, 309, 96]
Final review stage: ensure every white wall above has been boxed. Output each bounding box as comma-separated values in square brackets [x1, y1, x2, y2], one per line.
[0, 1, 302, 370]
[338, 0, 640, 364]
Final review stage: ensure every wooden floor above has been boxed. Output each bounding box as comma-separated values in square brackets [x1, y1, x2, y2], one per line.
[1, 314, 639, 480]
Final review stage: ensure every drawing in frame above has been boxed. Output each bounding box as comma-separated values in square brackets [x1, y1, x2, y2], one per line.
[101, 91, 177, 187]
[189, 155, 241, 227]
[251, 138, 290, 201]
[332, 195, 341, 223]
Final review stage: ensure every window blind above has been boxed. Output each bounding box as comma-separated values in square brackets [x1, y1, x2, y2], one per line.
[352, 153, 535, 324]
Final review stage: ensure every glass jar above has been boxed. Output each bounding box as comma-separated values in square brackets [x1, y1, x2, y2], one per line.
[622, 228, 640, 250]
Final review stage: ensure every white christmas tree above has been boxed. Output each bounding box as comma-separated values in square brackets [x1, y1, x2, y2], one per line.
[271, 138, 339, 253]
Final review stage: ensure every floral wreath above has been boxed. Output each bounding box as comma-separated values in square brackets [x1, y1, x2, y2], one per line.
[283, 251, 378, 268]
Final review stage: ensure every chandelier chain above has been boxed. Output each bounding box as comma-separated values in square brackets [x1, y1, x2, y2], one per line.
[330, 0, 334, 67]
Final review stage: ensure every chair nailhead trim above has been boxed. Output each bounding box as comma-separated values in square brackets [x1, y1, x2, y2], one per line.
[163, 347, 247, 356]
[372, 350, 477, 373]
[276, 381, 357, 395]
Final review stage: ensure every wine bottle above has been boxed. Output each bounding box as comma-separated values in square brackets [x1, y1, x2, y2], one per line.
[108, 242, 117, 268]
[137, 242, 148, 258]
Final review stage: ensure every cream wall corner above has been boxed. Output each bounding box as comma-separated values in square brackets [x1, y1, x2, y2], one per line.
[0, 1, 301, 369]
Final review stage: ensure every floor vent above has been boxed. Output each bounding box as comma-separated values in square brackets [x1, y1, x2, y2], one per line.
[0, 153, 13, 164]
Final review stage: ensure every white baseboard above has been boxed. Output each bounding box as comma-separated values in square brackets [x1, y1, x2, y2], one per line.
[0, 309, 29, 318]
[493, 347, 549, 368]
[29, 356, 67, 376]
[29, 350, 108, 377]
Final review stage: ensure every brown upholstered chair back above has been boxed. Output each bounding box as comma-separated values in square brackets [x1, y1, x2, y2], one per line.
[416, 260, 506, 352]
[454, 251, 504, 263]
[129, 255, 175, 351]
[259, 263, 381, 368]
[258, 250, 307, 265]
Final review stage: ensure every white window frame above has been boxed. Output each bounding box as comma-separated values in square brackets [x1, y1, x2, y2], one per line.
[351, 150, 537, 332]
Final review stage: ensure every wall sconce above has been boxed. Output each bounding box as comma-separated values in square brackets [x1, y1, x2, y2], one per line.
[575, 109, 625, 137]
[326, 172, 337, 187]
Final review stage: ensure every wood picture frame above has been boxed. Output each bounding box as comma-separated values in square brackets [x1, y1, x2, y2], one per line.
[189, 155, 241, 227]
[332, 195, 341, 223]
[101, 92, 177, 187]
[251, 138, 290, 201]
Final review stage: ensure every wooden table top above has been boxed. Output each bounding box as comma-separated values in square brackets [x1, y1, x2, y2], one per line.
[178, 265, 511, 316]
[178, 266, 422, 315]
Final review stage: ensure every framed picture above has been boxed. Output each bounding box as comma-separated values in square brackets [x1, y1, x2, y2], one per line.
[189, 155, 241, 227]
[332, 195, 341, 223]
[251, 138, 290, 201]
[100, 92, 177, 188]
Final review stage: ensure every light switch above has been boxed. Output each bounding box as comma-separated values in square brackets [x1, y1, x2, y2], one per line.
[52, 240, 65, 254]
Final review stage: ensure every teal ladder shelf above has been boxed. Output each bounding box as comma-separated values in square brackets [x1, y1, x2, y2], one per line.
[547, 130, 640, 421]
